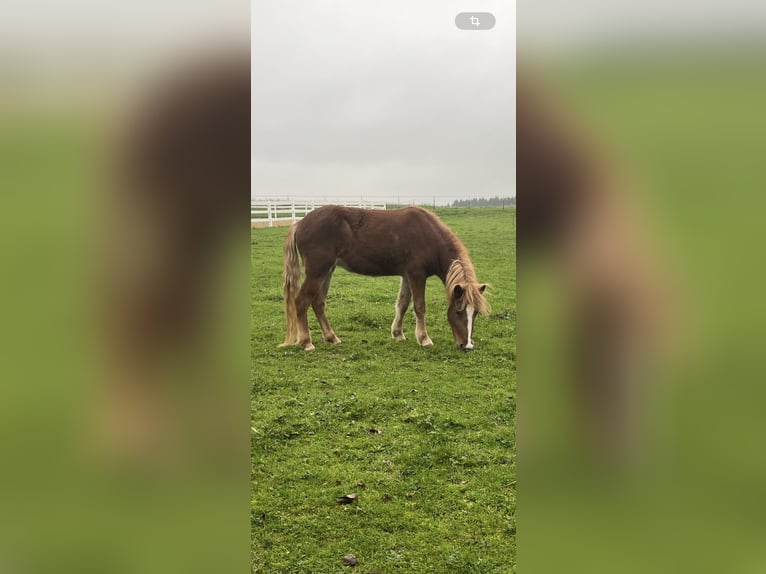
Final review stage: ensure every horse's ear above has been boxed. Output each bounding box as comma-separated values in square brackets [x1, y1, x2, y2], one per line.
[479, 284, 487, 294]
[453, 284, 465, 299]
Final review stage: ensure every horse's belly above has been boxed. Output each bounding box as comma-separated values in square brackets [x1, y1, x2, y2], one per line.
[337, 256, 400, 277]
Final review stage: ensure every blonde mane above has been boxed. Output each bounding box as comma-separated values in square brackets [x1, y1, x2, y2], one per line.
[445, 257, 490, 315]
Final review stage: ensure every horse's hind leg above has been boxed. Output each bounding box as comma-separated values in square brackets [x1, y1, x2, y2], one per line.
[391, 276, 411, 341]
[295, 276, 324, 351]
[408, 274, 433, 346]
[312, 268, 341, 344]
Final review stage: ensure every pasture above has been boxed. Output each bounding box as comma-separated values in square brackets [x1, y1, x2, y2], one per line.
[251, 207, 516, 573]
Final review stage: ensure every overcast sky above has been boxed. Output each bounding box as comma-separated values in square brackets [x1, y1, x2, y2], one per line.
[251, 1, 515, 205]
[518, 1, 766, 53]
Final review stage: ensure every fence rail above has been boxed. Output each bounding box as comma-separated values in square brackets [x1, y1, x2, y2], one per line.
[251, 200, 387, 227]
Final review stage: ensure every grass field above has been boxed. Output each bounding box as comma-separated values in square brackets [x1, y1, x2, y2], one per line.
[251, 207, 516, 573]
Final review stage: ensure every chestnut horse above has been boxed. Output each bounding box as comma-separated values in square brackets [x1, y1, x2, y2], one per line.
[279, 206, 489, 351]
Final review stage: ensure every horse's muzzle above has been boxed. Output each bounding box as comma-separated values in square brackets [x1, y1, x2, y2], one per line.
[458, 342, 474, 351]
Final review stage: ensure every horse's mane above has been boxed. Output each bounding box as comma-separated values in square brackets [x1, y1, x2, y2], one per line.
[417, 209, 490, 316]
[445, 256, 490, 316]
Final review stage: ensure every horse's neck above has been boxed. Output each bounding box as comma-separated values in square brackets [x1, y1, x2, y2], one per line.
[438, 241, 468, 283]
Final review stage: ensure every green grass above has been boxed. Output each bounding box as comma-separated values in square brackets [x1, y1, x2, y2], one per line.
[251, 207, 516, 573]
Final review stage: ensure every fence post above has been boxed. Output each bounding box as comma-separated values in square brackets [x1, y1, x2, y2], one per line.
[291, 202, 297, 223]
[267, 202, 273, 227]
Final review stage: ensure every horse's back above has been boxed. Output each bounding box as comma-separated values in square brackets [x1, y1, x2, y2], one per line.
[297, 205, 434, 241]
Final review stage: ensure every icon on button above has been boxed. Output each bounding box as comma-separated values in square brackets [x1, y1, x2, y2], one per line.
[455, 12, 496, 30]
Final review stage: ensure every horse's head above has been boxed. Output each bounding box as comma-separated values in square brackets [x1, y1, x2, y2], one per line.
[447, 282, 489, 350]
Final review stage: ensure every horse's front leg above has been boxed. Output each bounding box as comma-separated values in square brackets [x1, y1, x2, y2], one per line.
[391, 276, 411, 341]
[408, 274, 433, 346]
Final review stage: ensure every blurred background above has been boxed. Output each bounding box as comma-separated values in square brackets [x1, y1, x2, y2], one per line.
[0, 1, 249, 573]
[518, 1, 766, 573]
[3, 0, 766, 571]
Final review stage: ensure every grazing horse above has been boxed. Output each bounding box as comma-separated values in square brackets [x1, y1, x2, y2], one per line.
[279, 206, 489, 351]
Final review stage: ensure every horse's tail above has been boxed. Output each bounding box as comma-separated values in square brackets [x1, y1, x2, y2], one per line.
[279, 223, 301, 347]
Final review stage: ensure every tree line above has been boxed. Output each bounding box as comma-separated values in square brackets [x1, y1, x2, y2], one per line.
[450, 196, 516, 208]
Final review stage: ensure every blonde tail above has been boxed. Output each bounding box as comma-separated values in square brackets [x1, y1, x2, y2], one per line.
[279, 224, 301, 346]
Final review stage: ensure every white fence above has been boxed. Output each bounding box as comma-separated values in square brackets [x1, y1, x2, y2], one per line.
[251, 200, 387, 227]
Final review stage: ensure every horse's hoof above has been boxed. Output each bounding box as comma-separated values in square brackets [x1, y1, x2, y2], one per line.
[392, 333, 406, 342]
[331, 337, 342, 345]
[419, 337, 433, 347]
[303, 343, 315, 351]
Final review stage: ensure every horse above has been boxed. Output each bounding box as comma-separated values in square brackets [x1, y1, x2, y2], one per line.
[279, 205, 490, 351]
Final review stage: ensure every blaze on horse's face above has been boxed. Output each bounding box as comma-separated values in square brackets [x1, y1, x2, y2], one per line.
[447, 284, 487, 350]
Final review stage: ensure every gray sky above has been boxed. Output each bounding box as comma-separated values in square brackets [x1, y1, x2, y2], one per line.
[1, 1, 246, 72]
[519, 0, 766, 53]
[251, 1, 516, 205]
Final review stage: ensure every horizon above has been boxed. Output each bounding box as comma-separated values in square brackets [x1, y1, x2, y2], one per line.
[250, 194, 516, 207]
